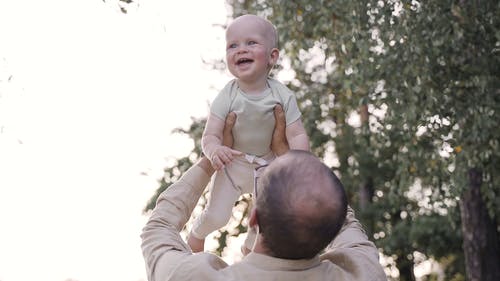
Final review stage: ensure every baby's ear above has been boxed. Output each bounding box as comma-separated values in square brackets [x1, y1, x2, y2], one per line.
[269, 48, 280, 67]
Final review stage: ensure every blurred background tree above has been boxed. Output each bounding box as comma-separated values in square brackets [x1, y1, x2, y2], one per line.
[142, 1, 500, 280]
[102, 0, 136, 14]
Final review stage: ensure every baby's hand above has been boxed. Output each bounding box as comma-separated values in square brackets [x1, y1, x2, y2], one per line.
[210, 145, 242, 170]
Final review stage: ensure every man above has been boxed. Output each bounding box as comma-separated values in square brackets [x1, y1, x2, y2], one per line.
[141, 105, 386, 280]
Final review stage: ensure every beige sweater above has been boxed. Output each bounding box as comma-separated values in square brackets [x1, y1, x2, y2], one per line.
[141, 165, 387, 281]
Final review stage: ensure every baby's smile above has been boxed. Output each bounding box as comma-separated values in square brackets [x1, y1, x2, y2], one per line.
[237, 58, 254, 65]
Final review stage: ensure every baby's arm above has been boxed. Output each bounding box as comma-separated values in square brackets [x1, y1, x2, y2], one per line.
[202, 113, 242, 170]
[286, 118, 310, 151]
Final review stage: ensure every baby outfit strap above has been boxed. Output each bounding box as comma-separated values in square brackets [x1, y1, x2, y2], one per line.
[223, 154, 269, 195]
[244, 154, 268, 166]
[245, 154, 269, 199]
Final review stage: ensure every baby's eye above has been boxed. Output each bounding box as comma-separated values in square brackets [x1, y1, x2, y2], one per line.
[227, 43, 237, 49]
[248, 41, 257, 45]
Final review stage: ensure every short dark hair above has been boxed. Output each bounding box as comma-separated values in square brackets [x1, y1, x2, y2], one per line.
[255, 150, 348, 259]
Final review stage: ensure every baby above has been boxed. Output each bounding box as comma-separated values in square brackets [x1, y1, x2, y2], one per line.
[188, 14, 310, 253]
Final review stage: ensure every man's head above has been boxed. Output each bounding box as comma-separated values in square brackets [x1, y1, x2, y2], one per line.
[225, 14, 279, 84]
[252, 150, 348, 259]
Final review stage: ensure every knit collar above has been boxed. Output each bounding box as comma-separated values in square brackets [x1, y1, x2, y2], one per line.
[242, 252, 321, 271]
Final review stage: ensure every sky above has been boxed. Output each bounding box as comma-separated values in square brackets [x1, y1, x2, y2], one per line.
[0, 1, 231, 280]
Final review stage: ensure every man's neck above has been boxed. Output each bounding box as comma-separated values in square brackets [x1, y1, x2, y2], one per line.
[251, 235, 271, 256]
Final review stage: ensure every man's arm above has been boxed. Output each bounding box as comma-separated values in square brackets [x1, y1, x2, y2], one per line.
[141, 113, 240, 281]
[285, 118, 310, 151]
[271, 104, 291, 156]
[320, 207, 387, 280]
[141, 157, 216, 281]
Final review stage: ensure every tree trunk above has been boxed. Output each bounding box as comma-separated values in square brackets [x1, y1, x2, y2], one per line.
[359, 177, 374, 235]
[459, 168, 500, 281]
[358, 104, 374, 236]
[396, 256, 416, 281]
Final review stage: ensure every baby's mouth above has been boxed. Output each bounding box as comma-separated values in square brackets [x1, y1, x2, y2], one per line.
[237, 58, 254, 65]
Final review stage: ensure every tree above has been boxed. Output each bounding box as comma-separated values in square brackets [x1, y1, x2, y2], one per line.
[372, 1, 500, 280]
[102, 0, 135, 14]
[226, 0, 499, 280]
[144, 1, 500, 280]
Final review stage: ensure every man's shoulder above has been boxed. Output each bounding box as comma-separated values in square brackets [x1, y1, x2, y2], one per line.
[169, 252, 232, 280]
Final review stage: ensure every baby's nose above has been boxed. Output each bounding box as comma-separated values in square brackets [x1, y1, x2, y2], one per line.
[236, 45, 248, 53]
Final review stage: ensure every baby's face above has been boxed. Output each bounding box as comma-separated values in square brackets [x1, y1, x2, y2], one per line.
[225, 16, 276, 85]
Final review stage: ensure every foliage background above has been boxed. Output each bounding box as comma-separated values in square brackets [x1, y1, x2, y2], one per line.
[143, 1, 500, 280]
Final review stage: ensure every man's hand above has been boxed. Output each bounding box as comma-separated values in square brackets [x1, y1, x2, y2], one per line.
[271, 104, 290, 156]
[222, 112, 236, 147]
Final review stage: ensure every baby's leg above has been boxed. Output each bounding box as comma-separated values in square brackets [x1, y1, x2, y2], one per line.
[189, 170, 242, 252]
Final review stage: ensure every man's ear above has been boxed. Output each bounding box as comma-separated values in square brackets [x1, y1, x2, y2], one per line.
[249, 208, 259, 228]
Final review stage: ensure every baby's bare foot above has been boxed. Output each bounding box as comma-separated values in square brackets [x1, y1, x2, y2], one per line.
[187, 232, 205, 253]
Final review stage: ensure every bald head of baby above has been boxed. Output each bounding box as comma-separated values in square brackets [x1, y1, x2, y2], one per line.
[226, 14, 279, 49]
